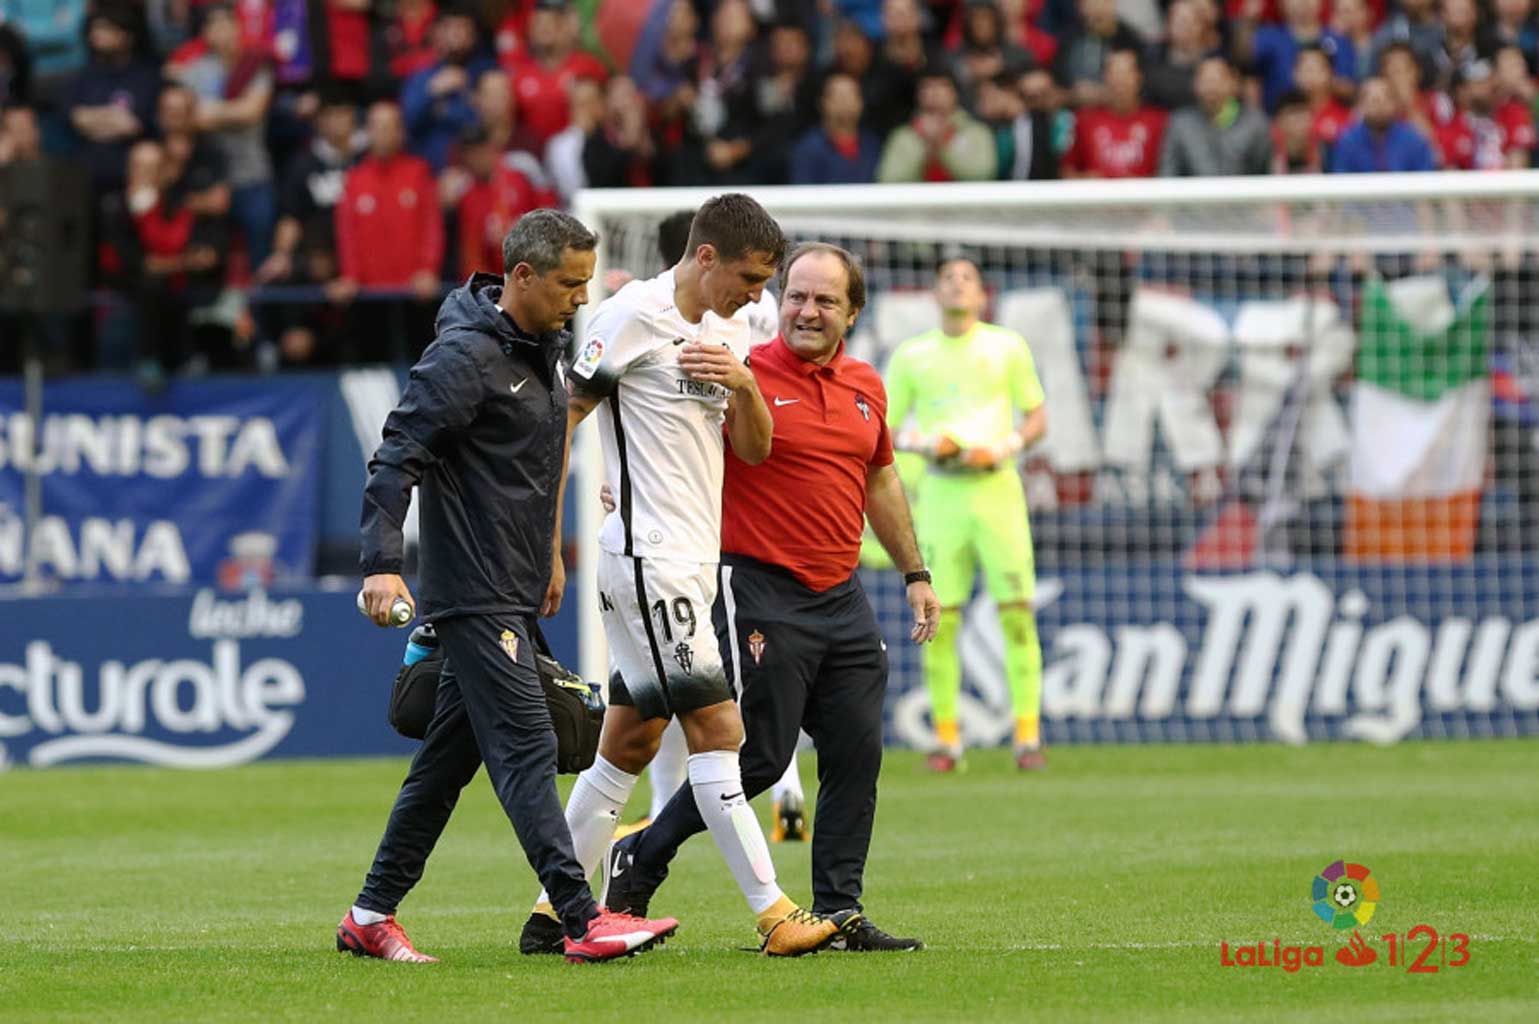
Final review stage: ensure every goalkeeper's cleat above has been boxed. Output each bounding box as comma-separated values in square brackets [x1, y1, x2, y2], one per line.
[563, 907, 678, 963]
[612, 816, 652, 840]
[758, 905, 861, 957]
[602, 830, 666, 918]
[336, 910, 438, 963]
[1015, 744, 1047, 772]
[828, 917, 925, 952]
[771, 791, 807, 842]
[518, 911, 564, 955]
[926, 748, 963, 773]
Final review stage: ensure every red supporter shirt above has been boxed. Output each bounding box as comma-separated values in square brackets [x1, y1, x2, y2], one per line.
[1497, 98, 1537, 155]
[495, 3, 537, 61]
[1065, 107, 1167, 178]
[503, 50, 609, 144]
[1436, 102, 1535, 170]
[455, 158, 557, 279]
[387, 1, 439, 79]
[1224, 1, 1387, 25]
[720, 337, 895, 592]
[327, 0, 372, 80]
[1311, 99, 1354, 149]
[335, 154, 444, 286]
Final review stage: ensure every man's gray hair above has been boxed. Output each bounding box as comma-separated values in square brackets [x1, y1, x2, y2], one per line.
[502, 209, 599, 276]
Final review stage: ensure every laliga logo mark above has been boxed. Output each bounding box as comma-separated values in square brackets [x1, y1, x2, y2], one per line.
[1218, 859, 1382, 971]
[1313, 860, 1379, 930]
[1315, 860, 1380, 968]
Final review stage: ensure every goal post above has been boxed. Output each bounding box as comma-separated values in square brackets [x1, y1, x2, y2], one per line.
[571, 172, 1539, 746]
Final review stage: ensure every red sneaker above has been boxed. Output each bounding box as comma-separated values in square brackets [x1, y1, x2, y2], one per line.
[564, 907, 679, 963]
[336, 910, 438, 963]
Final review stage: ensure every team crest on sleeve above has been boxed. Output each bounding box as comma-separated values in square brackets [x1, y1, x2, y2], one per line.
[854, 395, 870, 421]
[748, 629, 766, 665]
[499, 630, 520, 662]
[573, 337, 604, 379]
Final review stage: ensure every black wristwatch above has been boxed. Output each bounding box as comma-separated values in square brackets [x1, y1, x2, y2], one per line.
[903, 569, 932, 586]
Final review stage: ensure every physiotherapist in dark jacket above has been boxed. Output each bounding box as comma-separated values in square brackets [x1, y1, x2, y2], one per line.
[339, 209, 677, 965]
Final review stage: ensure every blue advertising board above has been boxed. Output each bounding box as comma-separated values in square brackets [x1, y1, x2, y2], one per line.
[0, 586, 577, 770]
[0, 379, 325, 587]
[4, 563, 1535, 769]
[871, 559, 1539, 748]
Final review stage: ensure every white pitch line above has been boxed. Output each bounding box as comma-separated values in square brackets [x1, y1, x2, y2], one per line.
[996, 934, 1530, 953]
[18, 934, 1533, 956]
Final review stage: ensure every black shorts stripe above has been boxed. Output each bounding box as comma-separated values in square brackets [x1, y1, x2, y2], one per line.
[609, 385, 634, 557]
[632, 557, 671, 698]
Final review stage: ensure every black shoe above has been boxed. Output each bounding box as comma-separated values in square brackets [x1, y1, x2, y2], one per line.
[827, 917, 925, 952]
[772, 791, 807, 842]
[603, 830, 667, 917]
[518, 912, 564, 955]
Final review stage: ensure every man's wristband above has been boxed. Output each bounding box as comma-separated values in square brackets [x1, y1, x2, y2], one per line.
[904, 569, 932, 586]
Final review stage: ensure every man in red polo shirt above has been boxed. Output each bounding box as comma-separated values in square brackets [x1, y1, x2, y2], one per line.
[605, 242, 940, 953]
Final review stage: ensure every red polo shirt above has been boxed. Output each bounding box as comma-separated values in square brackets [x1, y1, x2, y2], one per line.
[721, 336, 894, 591]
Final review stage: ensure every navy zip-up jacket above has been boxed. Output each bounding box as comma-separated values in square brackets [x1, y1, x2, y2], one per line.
[360, 273, 569, 621]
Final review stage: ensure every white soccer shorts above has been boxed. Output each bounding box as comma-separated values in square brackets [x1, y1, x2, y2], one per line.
[597, 551, 732, 720]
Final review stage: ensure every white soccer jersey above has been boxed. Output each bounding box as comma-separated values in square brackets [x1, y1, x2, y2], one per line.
[570, 269, 756, 563]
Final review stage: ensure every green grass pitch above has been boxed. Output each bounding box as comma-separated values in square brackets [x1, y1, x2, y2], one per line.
[3, 742, 1537, 1023]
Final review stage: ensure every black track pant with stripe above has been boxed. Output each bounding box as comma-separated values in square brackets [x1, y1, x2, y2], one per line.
[354, 613, 600, 938]
[629, 554, 889, 913]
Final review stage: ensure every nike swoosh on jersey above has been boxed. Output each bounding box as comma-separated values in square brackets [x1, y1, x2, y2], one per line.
[510, 378, 529, 393]
[720, 791, 745, 801]
[773, 397, 799, 407]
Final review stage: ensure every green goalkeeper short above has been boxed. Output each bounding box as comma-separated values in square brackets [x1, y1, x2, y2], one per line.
[913, 467, 1036, 609]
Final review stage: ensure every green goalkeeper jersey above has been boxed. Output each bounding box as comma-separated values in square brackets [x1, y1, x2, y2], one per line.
[885, 321, 1045, 450]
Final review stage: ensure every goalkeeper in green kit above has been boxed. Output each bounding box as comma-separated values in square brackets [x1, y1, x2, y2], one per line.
[885, 257, 1047, 772]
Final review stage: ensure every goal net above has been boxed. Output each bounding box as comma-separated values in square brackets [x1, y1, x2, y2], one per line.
[573, 173, 1539, 747]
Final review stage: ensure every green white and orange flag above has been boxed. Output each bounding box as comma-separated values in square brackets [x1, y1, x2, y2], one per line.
[1346, 274, 1490, 562]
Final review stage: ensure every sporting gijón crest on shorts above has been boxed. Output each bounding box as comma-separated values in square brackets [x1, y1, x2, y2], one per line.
[570, 268, 754, 563]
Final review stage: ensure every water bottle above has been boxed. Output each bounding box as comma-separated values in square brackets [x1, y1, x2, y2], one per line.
[404, 623, 438, 666]
[357, 590, 414, 626]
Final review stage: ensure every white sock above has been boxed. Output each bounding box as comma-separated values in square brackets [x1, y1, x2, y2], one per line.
[648, 720, 688, 820]
[534, 755, 638, 910]
[771, 749, 804, 804]
[688, 749, 782, 914]
[351, 905, 388, 925]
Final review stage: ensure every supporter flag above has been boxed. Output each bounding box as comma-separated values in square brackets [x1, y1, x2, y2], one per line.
[1345, 275, 1490, 562]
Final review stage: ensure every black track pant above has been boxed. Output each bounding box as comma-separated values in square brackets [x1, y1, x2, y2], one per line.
[630, 555, 889, 913]
[355, 613, 599, 938]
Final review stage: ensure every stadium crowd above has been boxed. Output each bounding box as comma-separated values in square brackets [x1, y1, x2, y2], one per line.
[0, 0, 1536, 381]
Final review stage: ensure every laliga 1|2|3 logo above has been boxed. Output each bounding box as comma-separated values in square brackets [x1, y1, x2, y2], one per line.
[1218, 860, 1472, 973]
